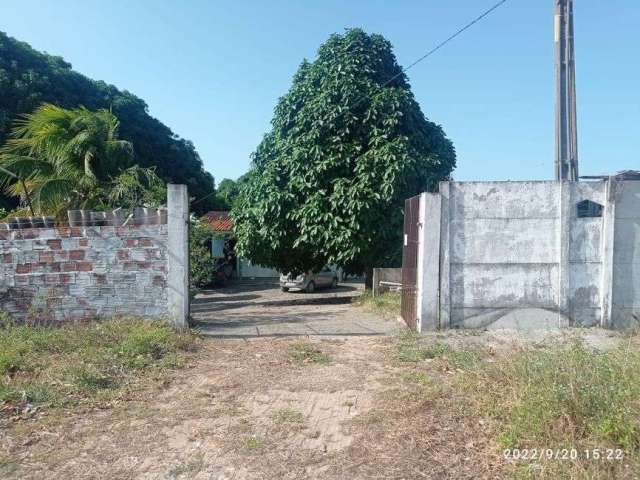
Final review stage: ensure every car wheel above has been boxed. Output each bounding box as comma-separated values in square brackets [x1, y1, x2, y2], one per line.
[281, 287, 289, 292]
[305, 281, 315, 293]
[331, 277, 338, 289]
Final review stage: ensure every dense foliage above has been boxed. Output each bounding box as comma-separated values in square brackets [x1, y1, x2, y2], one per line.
[189, 219, 217, 290]
[213, 173, 252, 210]
[233, 29, 455, 277]
[0, 104, 164, 216]
[0, 31, 215, 213]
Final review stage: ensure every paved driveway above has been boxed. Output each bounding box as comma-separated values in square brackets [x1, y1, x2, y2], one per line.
[191, 282, 401, 337]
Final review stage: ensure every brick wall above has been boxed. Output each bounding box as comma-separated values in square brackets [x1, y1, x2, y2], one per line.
[0, 225, 169, 322]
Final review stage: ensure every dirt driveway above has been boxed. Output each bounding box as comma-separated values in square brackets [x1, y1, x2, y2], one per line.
[191, 282, 400, 337]
[1, 333, 502, 480]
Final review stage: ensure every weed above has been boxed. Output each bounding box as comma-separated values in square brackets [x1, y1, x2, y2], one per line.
[65, 364, 116, 391]
[463, 340, 640, 459]
[400, 371, 429, 385]
[167, 457, 204, 478]
[272, 407, 304, 424]
[0, 317, 199, 416]
[355, 291, 401, 317]
[397, 332, 479, 369]
[289, 342, 330, 365]
[243, 435, 265, 451]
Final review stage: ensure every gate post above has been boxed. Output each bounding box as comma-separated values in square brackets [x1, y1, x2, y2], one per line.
[167, 184, 190, 329]
[417, 193, 442, 331]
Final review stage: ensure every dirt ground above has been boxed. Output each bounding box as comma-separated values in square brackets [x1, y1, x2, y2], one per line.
[0, 333, 499, 479]
[1, 301, 636, 479]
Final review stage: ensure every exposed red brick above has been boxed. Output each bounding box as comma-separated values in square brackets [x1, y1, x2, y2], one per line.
[69, 250, 85, 260]
[49, 262, 61, 272]
[117, 250, 129, 260]
[63, 262, 77, 272]
[139, 238, 154, 247]
[125, 239, 138, 247]
[0, 231, 10, 240]
[47, 239, 62, 250]
[39, 252, 54, 263]
[79, 238, 89, 247]
[77, 262, 92, 272]
[16, 263, 31, 274]
[137, 261, 151, 269]
[70, 227, 84, 237]
[2, 253, 12, 263]
[59, 274, 72, 284]
[152, 275, 165, 287]
[55, 227, 71, 237]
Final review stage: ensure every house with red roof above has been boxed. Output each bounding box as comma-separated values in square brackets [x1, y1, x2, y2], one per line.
[201, 211, 280, 279]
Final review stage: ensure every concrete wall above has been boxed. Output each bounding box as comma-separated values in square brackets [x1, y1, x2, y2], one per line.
[416, 180, 637, 331]
[372, 267, 402, 296]
[612, 181, 640, 328]
[0, 225, 169, 322]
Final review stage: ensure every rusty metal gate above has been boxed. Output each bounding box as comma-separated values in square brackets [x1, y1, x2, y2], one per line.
[401, 195, 421, 330]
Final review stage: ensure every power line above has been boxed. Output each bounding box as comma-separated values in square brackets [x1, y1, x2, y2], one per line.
[193, 0, 510, 207]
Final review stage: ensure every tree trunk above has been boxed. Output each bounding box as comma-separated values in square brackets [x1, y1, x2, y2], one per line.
[364, 266, 374, 290]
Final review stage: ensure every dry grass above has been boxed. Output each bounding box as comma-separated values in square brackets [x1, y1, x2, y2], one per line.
[0, 314, 199, 419]
[2, 325, 639, 480]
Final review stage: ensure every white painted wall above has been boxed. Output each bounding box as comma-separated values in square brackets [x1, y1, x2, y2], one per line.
[420, 180, 619, 331]
[612, 181, 640, 328]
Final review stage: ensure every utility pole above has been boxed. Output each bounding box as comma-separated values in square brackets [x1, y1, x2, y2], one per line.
[555, 0, 579, 181]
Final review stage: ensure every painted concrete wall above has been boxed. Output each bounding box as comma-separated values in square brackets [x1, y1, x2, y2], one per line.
[418, 180, 629, 331]
[612, 181, 640, 328]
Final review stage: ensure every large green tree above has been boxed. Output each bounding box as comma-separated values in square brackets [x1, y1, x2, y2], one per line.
[0, 31, 215, 213]
[232, 28, 455, 280]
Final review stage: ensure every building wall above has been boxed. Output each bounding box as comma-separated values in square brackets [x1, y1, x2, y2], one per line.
[0, 225, 169, 322]
[425, 180, 614, 331]
[237, 258, 280, 278]
[612, 181, 640, 328]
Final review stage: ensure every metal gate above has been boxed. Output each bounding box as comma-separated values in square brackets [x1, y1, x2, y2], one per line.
[400, 195, 421, 330]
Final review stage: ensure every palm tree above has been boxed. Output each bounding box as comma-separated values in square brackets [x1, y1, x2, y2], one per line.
[0, 104, 150, 215]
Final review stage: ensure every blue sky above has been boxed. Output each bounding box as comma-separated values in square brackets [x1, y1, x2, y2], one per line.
[3, 0, 638, 184]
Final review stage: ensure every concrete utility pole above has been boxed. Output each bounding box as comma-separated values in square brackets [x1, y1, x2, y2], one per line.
[555, 0, 579, 181]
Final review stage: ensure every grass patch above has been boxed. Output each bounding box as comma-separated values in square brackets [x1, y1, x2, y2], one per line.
[288, 342, 330, 365]
[397, 331, 479, 369]
[242, 435, 265, 451]
[0, 316, 199, 414]
[462, 340, 640, 478]
[272, 407, 304, 425]
[354, 290, 401, 317]
[400, 371, 430, 385]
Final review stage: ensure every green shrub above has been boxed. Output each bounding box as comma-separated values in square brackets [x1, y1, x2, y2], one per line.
[190, 220, 217, 289]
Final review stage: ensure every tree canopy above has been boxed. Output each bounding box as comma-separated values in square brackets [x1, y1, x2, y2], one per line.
[0, 104, 164, 216]
[0, 31, 215, 213]
[232, 28, 456, 276]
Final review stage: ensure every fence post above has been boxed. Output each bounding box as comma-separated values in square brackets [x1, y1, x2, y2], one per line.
[167, 184, 189, 329]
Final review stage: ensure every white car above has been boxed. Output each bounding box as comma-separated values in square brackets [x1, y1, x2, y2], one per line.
[279, 267, 339, 293]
